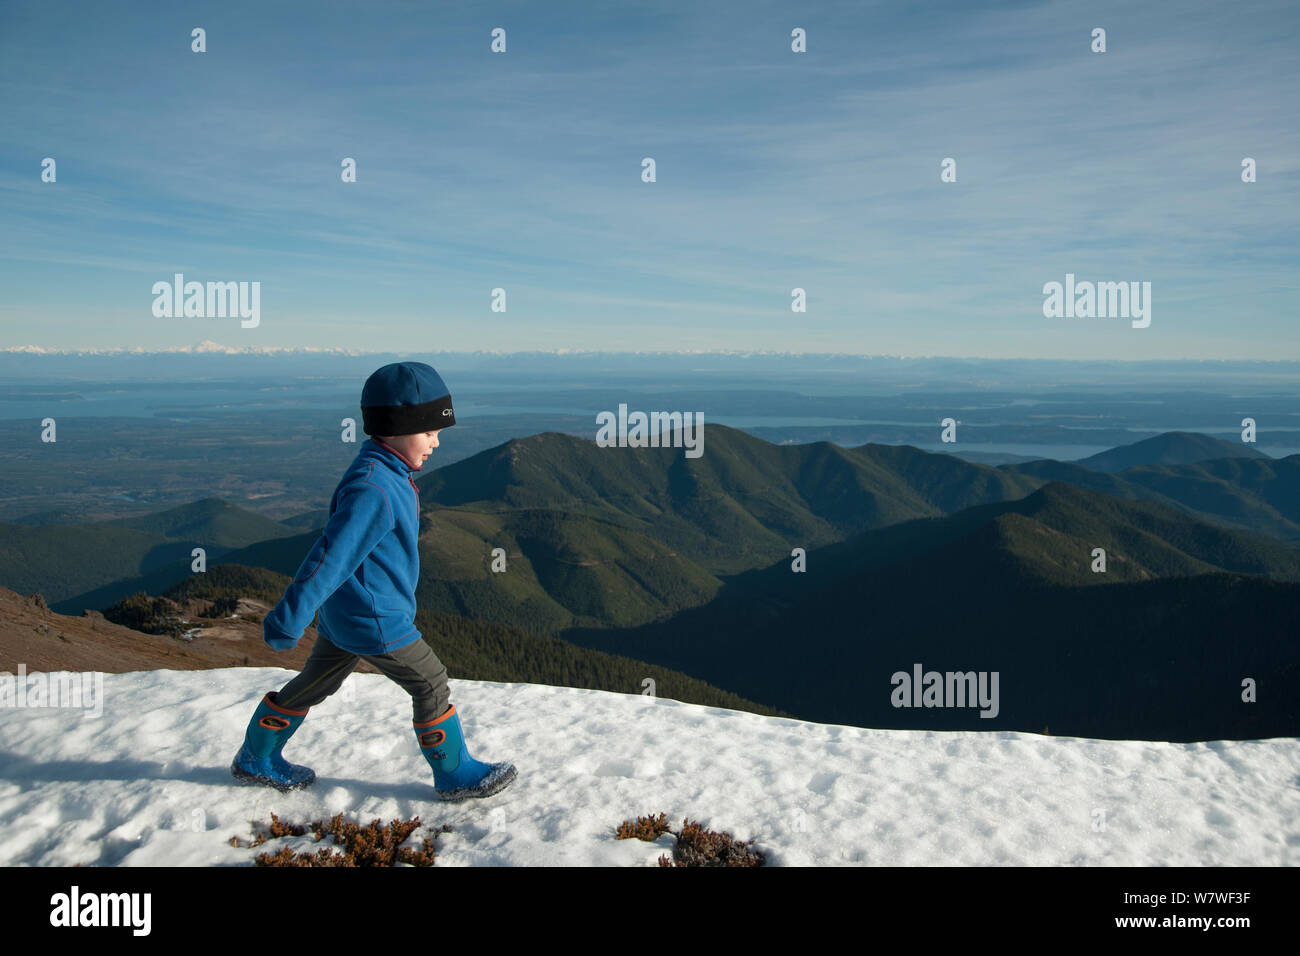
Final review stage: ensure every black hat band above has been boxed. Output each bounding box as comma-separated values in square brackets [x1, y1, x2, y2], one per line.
[362, 394, 456, 435]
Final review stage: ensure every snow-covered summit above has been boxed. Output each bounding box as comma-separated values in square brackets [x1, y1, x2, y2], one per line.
[0, 667, 1295, 866]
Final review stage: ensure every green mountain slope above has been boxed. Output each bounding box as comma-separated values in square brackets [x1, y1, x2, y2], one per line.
[102, 497, 300, 548]
[1074, 431, 1271, 472]
[414, 507, 723, 633]
[0, 523, 193, 606]
[9, 499, 303, 613]
[1004, 451, 1300, 541]
[1113, 455, 1300, 540]
[416, 425, 1040, 574]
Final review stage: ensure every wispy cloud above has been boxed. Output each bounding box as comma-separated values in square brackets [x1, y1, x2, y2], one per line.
[1, 0, 1296, 357]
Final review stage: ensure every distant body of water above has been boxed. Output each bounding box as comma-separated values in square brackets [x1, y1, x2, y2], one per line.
[2, 378, 1297, 461]
[0, 383, 355, 419]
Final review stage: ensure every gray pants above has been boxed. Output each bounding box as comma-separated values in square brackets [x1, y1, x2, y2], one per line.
[275, 633, 451, 725]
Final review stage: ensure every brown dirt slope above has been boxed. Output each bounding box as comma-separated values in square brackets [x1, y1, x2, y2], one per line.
[0, 586, 380, 676]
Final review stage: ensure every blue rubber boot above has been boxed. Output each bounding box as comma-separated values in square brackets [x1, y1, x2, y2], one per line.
[414, 704, 516, 802]
[230, 691, 316, 792]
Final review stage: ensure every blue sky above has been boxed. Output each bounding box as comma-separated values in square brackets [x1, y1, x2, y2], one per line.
[1, 0, 1297, 358]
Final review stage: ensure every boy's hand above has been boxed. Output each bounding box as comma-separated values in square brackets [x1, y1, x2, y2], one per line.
[263, 619, 300, 651]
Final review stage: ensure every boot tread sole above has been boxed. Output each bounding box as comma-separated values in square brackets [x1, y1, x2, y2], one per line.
[435, 762, 517, 802]
[230, 759, 316, 793]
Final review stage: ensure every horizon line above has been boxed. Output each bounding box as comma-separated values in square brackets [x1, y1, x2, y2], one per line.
[2, 343, 1300, 364]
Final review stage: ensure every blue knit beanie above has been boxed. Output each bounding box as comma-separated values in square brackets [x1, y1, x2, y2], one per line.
[360, 362, 456, 436]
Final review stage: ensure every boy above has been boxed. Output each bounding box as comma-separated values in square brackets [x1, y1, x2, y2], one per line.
[230, 361, 517, 801]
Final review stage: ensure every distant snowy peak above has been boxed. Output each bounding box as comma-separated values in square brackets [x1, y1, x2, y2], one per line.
[0, 341, 369, 356]
[0, 344, 862, 358]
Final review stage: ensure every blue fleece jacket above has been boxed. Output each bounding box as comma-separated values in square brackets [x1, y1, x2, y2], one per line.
[263, 438, 424, 655]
